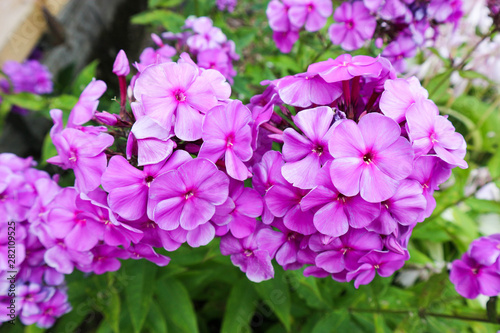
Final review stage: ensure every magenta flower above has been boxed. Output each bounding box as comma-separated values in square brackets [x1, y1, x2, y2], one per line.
[133, 61, 218, 141]
[113, 49, 130, 76]
[288, 0, 333, 32]
[47, 128, 113, 193]
[186, 17, 227, 51]
[67, 79, 107, 127]
[328, 2, 376, 51]
[275, 73, 342, 108]
[282, 106, 335, 189]
[379, 77, 429, 123]
[272, 30, 300, 53]
[450, 253, 500, 299]
[197, 49, 230, 79]
[220, 226, 283, 282]
[346, 250, 408, 288]
[127, 244, 171, 266]
[381, 37, 417, 73]
[366, 180, 426, 235]
[79, 245, 130, 275]
[199, 100, 253, 181]
[19, 289, 71, 328]
[102, 150, 191, 221]
[406, 100, 468, 169]
[149, 158, 229, 245]
[301, 162, 380, 236]
[212, 180, 263, 239]
[469, 235, 500, 267]
[329, 113, 414, 203]
[307, 54, 382, 83]
[267, 0, 293, 31]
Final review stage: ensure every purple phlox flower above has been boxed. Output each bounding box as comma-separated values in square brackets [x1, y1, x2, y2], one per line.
[16, 283, 51, 317]
[137, 42, 176, 71]
[282, 106, 335, 189]
[221, 40, 240, 61]
[149, 158, 229, 246]
[427, 0, 463, 25]
[19, 289, 71, 328]
[127, 243, 170, 266]
[287, 0, 333, 32]
[199, 100, 253, 181]
[47, 128, 113, 193]
[365, 0, 408, 20]
[381, 37, 417, 73]
[275, 73, 342, 108]
[102, 150, 191, 221]
[301, 161, 380, 237]
[186, 17, 227, 51]
[329, 113, 414, 203]
[217, 0, 237, 12]
[328, 2, 376, 51]
[252, 151, 287, 224]
[0, 167, 36, 223]
[129, 116, 176, 166]
[347, 250, 409, 288]
[220, 225, 283, 282]
[27, 177, 61, 225]
[67, 79, 107, 128]
[78, 244, 130, 275]
[408, 156, 451, 220]
[113, 49, 130, 77]
[309, 228, 383, 273]
[197, 49, 231, 79]
[265, 179, 316, 235]
[272, 30, 300, 53]
[406, 99, 468, 169]
[249, 85, 282, 149]
[46, 188, 105, 252]
[131, 218, 186, 251]
[133, 61, 218, 141]
[362, 57, 397, 95]
[450, 252, 500, 299]
[469, 235, 500, 267]
[269, 219, 308, 270]
[2, 60, 53, 94]
[212, 180, 263, 239]
[366, 179, 426, 235]
[379, 77, 428, 123]
[307, 54, 382, 83]
[267, 0, 294, 31]
[0, 153, 35, 171]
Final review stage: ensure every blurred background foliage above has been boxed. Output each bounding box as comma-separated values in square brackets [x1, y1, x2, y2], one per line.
[1, 0, 500, 332]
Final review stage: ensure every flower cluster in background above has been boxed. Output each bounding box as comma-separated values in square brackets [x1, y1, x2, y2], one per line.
[217, 0, 238, 12]
[0, 154, 71, 327]
[0, 60, 53, 115]
[450, 234, 500, 299]
[136, 16, 239, 83]
[266, 0, 464, 72]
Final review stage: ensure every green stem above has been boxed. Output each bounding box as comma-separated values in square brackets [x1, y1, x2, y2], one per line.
[487, 296, 498, 323]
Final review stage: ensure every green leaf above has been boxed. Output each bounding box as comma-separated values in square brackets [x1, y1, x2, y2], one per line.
[149, 0, 183, 7]
[285, 270, 330, 309]
[24, 325, 46, 333]
[221, 279, 259, 333]
[72, 60, 99, 95]
[1, 93, 46, 111]
[145, 301, 169, 333]
[458, 70, 495, 84]
[105, 287, 121, 333]
[425, 70, 452, 104]
[427, 47, 451, 67]
[253, 266, 291, 331]
[131, 10, 185, 33]
[311, 310, 352, 333]
[156, 277, 199, 333]
[49, 94, 79, 112]
[465, 198, 500, 214]
[123, 260, 158, 333]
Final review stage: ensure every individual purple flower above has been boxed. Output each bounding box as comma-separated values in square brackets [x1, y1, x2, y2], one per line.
[127, 244, 171, 266]
[19, 289, 71, 328]
[149, 158, 229, 246]
[450, 252, 500, 299]
[381, 37, 417, 73]
[469, 235, 500, 267]
[307, 54, 382, 83]
[186, 17, 227, 51]
[217, 0, 237, 12]
[366, 180, 426, 235]
[379, 77, 429, 123]
[288, 0, 333, 32]
[197, 49, 231, 79]
[301, 161, 380, 236]
[133, 61, 218, 141]
[212, 180, 263, 239]
[329, 113, 414, 203]
[282, 106, 335, 189]
[265, 219, 307, 270]
[272, 30, 300, 53]
[78, 245, 130, 275]
[275, 73, 342, 108]
[2, 60, 53, 94]
[220, 226, 283, 282]
[406, 99, 468, 169]
[67, 79, 107, 127]
[309, 229, 383, 273]
[199, 100, 253, 181]
[47, 128, 114, 193]
[113, 49, 130, 76]
[328, 2, 376, 51]
[102, 150, 191, 221]
[346, 250, 408, 288]
[427, 0, 463, 25]
[267, 0, 293, 32]
[16, 283, 50, 317]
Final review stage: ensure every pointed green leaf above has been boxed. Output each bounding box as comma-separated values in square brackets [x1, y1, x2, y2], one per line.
[221, 278, 259, 333]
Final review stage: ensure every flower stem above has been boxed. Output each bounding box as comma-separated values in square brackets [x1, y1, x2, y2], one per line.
[261, 122, 284, 135]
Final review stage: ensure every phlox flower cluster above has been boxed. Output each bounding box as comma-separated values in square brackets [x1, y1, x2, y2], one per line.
[0, 60, 53, 115]
[450, 234, 500, 299]
[234, 53, 467, 285]
[0, 154, 71, 328]
[135, 16, 239, 83]
[217, 0, 238, 12]
[266, 0, 464, 72]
